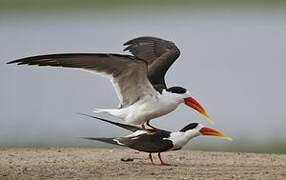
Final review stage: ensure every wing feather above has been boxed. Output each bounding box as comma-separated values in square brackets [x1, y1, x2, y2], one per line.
[124, 37, 180, 90]
[7, 53, 157, 107]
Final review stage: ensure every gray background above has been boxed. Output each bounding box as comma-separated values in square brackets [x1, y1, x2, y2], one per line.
[1, 2, 286, 152]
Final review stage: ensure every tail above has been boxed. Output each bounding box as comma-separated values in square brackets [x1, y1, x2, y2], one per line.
[81, 137, 124, 146]
[93, 108, 110, 114]
[93, 108, 121, 116]
[78, 113, 142, 132]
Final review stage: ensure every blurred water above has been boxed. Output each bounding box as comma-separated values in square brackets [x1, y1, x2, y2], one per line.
[1, 7, 286, 150]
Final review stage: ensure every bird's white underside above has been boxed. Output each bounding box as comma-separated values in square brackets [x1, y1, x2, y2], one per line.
[79, 68, 124, 104]
[79, 68, 188, 126]
[93, 93, 183, 125]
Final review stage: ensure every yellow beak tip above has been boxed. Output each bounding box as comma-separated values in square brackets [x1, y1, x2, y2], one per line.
[202, 114, 214, 125]
[207, 117, 214, 125]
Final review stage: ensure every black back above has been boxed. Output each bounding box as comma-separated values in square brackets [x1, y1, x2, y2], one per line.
[117, 131, 173, 153]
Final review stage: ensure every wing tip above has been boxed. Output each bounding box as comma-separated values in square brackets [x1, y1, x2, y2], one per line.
[123, 36, 161, 46]
[78, 112, 142, 132]
[123, 36, 179, 55]
[79, 137, 96, 140]
[123, 46, 130, 51]
[6, 59, 21, 65]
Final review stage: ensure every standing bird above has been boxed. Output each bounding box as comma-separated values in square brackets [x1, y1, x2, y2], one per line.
[7, 37, 212, 129]
[80, 114, 231, 165]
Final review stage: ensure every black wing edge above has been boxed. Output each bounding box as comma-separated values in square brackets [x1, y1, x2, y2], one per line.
[6, 53, 94, 65]
[77, 113, 142, 132]
[6, 53, 135, 65]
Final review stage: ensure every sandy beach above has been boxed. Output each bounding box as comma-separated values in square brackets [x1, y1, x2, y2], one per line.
[0, 148, 285, 180]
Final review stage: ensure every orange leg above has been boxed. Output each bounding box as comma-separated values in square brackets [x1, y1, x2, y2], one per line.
[158, 153, 169, 166]
[142, 124, 147, 130]
[142, 123, 155, 134]
[149, 153, 154, 165]
[146, 120, 157, 130]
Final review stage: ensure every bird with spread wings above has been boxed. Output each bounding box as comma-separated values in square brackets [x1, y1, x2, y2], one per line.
[7, 37, 212, 129]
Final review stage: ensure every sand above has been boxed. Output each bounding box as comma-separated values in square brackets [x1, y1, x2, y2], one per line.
[0, 148, 285, 180]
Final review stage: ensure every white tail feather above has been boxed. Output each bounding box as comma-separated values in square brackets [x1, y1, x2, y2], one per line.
[93, 108, 123, 119]
[93, 108, 109, 114]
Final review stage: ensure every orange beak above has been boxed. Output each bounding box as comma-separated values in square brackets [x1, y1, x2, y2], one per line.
[184, 97, 213, 124]
[199, 127, 232, 141]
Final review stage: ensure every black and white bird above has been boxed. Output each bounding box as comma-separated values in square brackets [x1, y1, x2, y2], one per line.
[7, 37, 212, 129]
[80, 114, 231, 165]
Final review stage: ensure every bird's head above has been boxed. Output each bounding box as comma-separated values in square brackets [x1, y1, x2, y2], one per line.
[180, 123, 232, 141]
[165, 86, 213, 124]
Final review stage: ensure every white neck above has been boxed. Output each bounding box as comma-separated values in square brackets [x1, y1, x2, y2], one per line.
[160, 90, 187, 104]
[167, 130, 201, 150]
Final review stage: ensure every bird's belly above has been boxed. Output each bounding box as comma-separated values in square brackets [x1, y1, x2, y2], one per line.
[124, 100, 179, 125]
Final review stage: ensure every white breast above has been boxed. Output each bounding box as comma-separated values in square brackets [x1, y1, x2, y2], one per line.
[123, 94, 181, 125]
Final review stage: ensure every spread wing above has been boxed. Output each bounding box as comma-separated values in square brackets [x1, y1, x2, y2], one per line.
[124, 37, 180, 91]
[7, 53, 158, 107]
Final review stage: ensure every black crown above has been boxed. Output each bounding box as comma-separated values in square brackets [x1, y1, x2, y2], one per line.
[166, 86, 187, 94]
